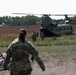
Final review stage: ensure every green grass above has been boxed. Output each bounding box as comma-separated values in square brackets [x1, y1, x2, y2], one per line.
[0, 47, 7, 53]
[1, 45, 76, 62]
[36, 45, 76, 62]
[0, 35, 76, 47]
[36, 45, 76, 54]
[0, 35, 76, 54]
[0, 37, 14, 47]
[1, 45, 76, 53]
[30, 35, 76, 46]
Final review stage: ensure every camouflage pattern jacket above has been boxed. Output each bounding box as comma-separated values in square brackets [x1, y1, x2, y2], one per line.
[4, 38, 45, 70]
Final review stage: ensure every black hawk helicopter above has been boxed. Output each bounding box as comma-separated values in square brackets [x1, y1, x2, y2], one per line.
[12, 13, 74, 37]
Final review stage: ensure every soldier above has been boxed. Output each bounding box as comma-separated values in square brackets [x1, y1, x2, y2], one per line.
[36, 32, 39, 38]
[40, 32, 45, 41]
[31, 31, 37, 42]
[3, 29, 45, 75]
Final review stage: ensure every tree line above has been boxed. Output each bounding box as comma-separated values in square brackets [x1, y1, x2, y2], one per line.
[0, 15, 76, 26]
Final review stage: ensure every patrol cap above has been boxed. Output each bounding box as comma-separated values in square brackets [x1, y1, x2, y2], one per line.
[19, 29, 26, 35]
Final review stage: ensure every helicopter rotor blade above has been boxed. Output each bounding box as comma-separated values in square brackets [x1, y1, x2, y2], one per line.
[12, 13, 55, 16]
[12, 13, 76, 16]
[12, 13, 44, 16]
[50, 14, 76, 16]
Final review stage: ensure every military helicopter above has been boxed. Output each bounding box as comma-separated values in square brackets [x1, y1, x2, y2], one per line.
[40, 14, 74, 37]
[12, 13, 74, 37]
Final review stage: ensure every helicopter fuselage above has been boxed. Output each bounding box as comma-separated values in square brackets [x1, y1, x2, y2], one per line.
[40, 24, 73, 37]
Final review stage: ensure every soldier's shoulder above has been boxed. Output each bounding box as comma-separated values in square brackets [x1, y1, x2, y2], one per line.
[25, 39, 35, 48]
[12, 38, 18, 44]
[8, 38, 19, 48]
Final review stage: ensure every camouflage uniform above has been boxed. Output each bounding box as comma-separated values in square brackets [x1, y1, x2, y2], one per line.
[31, 31, 37, 42]
[4, 38, 45, 75]
[40, 32, 45, 41]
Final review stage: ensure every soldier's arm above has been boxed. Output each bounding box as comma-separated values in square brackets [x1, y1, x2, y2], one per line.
[3, 49, 12, 70]
[29, 46, 45, 71]
[28, 41, 45, 71]
[31, 55, 34, 62]
[32, 49, 45, 71]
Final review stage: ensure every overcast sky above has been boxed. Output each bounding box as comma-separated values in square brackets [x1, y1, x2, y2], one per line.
[0, 0, 76, 19]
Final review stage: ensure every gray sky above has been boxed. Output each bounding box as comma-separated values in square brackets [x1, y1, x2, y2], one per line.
[0, 0, 76, 19]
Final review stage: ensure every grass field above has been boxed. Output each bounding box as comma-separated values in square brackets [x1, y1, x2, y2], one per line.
[0, 34, 76, 62]
[0, 26, 76, 54]
[0, 28, 76, 50]
[0, 26, 76, 75]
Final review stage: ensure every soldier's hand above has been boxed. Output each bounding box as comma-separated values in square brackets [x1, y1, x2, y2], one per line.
[4, 67, 8, 70]
[42, 68, 45, 71]
[3, 65, 9, 70]
[31, 56, 34, 62]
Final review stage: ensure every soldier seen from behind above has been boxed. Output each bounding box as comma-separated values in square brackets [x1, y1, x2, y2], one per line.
[3, 29, 45, 75]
